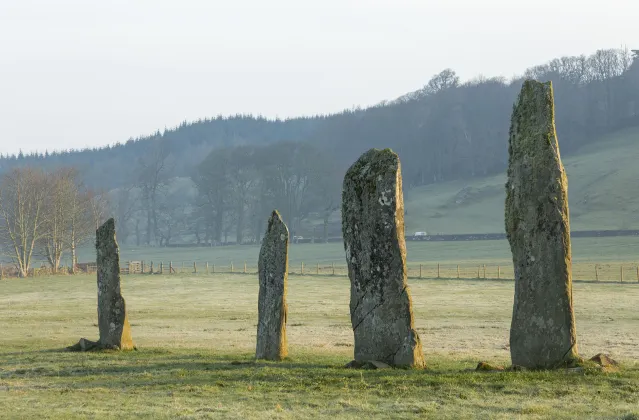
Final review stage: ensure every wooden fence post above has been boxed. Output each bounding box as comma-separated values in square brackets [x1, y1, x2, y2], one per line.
[301, 262, 304, 275]
[477, 266, 480, 279]
[483, 264, 486, 279]
[194, 262, 197, 274]
[206, 262, 209, 274]
[621, 265, 624, 282]
[332, 262, 335, 276]
[141, 261, 145, 274]
[595, 264, 599, 281]
[169, 261, 173, 274]
[419, 264, 422, 279]
[150, 261, 153, 274]
[160, 262, 163, 274]
[316, 263, 319, 275]
[457, 264, 460, 279]
[437, 263, 440, 279]
[231, 262, 234, 273]
[244, 262, 247, 274]
[497, 266, 500, 280]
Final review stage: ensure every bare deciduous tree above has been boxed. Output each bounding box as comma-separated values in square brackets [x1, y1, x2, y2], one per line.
[0, 168, 48, 277]
[39, 169, 76, 273]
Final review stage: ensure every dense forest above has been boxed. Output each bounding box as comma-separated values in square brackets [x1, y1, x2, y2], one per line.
[1, 48, 638, 247]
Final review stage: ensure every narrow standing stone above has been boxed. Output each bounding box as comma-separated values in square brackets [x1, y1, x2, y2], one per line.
[96, 218, 134, 350]
[342, 148, 425, 368]
[505, 80, 578, 369]
[255, 210, 289, 360]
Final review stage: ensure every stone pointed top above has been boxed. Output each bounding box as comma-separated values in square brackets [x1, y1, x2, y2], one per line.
[509, 80, 561, 159]
[96, 218, 117, 250]
[97, 217, 115, 235]
[266, 210, 288, 236]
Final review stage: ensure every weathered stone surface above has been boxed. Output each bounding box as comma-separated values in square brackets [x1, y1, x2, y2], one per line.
[505, 80, 578, 369]
[255, 210, 288, 361]
[96, 218, 134, 350]
[342, 148, 425, 368]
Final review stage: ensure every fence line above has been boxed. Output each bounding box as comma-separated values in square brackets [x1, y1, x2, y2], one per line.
[2, 260, 639, 283]
[111, 260, 639, 283]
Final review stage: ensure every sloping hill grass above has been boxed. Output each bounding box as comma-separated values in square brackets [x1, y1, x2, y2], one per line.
[404, 126, 639, 234]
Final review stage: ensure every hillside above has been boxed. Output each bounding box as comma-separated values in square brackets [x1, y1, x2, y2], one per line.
[1, 48, 636, 195]
[403, 126, 639, 234]
[98, 125, 639, 243]
[0, 48, 636, 251]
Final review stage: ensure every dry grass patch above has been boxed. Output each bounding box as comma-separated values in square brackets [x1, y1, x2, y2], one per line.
[1, 274, 638, 418]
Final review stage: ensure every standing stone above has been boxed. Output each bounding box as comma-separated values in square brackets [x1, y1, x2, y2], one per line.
[505, 80, 578, 369]
[67, 218, 133, 352]
[255, 210, 288, 360]
[342, 148, 425, 368]
[96, 218, 134, 350]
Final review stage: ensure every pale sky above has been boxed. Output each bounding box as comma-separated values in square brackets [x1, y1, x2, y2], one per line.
[0, 0, 636, 155]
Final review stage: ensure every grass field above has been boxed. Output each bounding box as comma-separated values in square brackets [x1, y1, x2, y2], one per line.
[403, 126, 639, 234]
[1, 273, 639, 419]
[66, 235, 639, 266]
[62, 235, 639, 283]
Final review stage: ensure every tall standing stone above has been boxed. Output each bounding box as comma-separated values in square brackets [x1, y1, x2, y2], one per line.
[96, 218, 134, 350]
[255, 210, 288, 361]
[505, 80, 578, 369]
[67, 218, 134, 352]
[342, 149, 425, 368]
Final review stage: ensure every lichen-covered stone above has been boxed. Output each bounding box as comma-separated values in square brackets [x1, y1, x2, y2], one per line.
[255, 210, 288, 361]
[342, 148, 425, 368]
[505, 80, 578, 369]
[96, 218, 134, 350]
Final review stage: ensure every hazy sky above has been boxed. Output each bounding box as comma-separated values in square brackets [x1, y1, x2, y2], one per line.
[0, 0, 635, 155]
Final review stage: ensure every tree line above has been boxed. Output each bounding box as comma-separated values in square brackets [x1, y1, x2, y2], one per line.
[110, 140, 341, 247]
[1, 48, 636, 191]
[0, 47, 637, 249]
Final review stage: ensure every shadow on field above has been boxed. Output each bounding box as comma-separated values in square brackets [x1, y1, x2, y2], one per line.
[0, 350, 468, 389]
[0, 348, 66, 359]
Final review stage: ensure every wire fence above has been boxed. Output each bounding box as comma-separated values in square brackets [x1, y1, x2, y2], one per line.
[113, 260, 639, 283]
[1, 260, 638, 283]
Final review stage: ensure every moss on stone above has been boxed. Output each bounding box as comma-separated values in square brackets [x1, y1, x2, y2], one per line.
[505, 80, 578, 369]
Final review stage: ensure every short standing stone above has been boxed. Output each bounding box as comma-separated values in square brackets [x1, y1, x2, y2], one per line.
[505, 80, 578, 369]
[96, 218, 134, 350]
[255, 210, 288, 360]
[342, 148, 425, 368]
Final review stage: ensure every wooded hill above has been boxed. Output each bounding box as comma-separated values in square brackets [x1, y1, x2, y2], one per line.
[0, 48, 637, 246]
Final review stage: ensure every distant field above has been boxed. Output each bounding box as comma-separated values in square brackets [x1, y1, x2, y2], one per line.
[69, 235, 639, 265]
[2, 235, 636, 284]
[1, 274, 638, 419]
